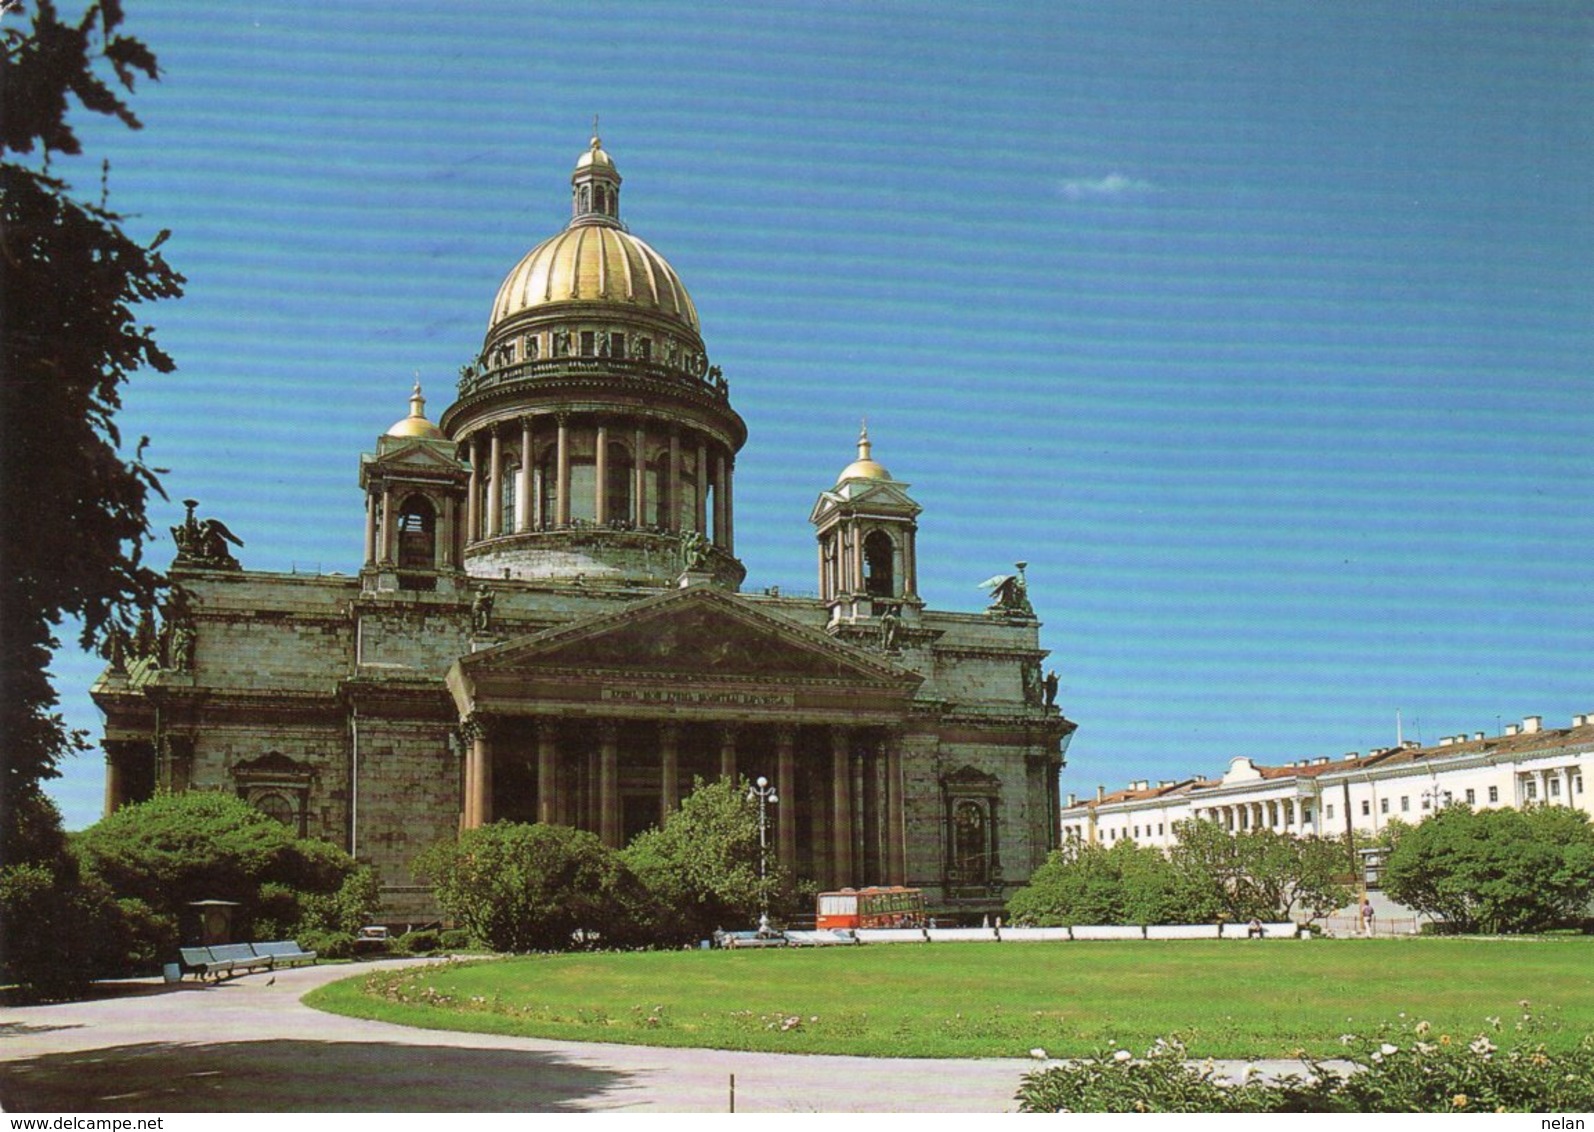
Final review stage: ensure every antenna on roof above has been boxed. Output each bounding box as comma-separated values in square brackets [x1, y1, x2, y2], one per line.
[1396, 709, 1403, 748]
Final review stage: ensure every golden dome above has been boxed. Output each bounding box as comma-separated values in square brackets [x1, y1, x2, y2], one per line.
[575, 133, 615, 172]
[387, 382, 444, 438]
[487, 136, 699, 337]
[489, 224, 699, 334]
[838, 423, 892, 481]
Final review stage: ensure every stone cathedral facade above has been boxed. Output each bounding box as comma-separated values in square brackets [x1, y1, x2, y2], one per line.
[93, 136, 1075, 923]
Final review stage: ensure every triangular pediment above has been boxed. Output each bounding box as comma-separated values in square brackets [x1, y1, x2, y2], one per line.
[231, 750, 315, 781]
[810, 479, 921, 525]
[461, 586, 918, 687]
[370, 440, 465, 471]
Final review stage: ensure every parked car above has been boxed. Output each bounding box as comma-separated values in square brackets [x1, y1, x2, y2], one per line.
[353, 925, 390, 955]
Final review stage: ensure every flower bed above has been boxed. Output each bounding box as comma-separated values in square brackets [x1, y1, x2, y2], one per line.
[1017, 1007, 1594, 1112]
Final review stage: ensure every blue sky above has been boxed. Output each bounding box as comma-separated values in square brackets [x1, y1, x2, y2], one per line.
[35, 1, 1592, 828]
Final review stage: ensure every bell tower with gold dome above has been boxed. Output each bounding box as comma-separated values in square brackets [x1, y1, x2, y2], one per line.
[811, 423, 923, 627]
[439, 133, 746, 588]
[359, 381, 472, 592]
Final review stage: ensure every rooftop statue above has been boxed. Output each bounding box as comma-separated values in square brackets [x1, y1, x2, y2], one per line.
[171, 499, 244, 570]
[471, 588, 495, 634]
[680, 528, 710, 573]
[980, 561, 1034, 618]
[879, 604, 902, 652]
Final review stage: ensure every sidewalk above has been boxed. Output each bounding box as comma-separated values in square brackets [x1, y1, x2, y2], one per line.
[0, 960, 1037, 1112]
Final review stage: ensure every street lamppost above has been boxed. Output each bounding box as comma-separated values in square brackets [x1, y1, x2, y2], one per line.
[747, 774, 779, 935]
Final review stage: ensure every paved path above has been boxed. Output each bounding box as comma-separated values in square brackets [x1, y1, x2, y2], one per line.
[0, 960, 1040, 1112]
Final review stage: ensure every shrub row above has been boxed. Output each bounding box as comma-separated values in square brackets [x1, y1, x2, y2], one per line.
[2, 791, 379, 999]
[1018, 1021, 1594, 1113]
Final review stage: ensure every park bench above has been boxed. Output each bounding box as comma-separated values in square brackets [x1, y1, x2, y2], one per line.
[207, 942, 275, 977]
[177, 940, 318, 981]
[179, 945, 262, 981]
[252, 940, 318, 967]
[179, 946, 227, 981]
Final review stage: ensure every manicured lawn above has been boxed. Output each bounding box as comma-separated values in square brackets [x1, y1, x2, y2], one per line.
[305, 938, 1594, 1059]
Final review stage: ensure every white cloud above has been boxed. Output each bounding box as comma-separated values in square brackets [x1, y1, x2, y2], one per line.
[1060, 173, 1155, 201]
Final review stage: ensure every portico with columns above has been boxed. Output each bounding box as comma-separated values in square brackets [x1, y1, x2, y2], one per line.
[445, 585, 921, 888]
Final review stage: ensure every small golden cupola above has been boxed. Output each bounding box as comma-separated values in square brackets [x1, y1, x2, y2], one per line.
[837, 422, 892, 482]
[386, 381, 444, 439]
[570, 126, 621, 226]
[810, 424, 923, 629]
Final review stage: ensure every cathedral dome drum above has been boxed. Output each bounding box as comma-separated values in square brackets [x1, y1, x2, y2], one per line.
[438, 131, 745, 591]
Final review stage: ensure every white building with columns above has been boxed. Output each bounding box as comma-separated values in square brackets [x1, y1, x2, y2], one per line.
[1062, 713, 1593, 848]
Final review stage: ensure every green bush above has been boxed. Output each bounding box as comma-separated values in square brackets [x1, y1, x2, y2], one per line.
[0, 790, 147, 997]
[1383, 804, 1594, 933]
[1008, 822, 1351, 927]
[1017, 1023, 1594, 1113]
[73, 792, 366, 944]
[1018, 1038, 1289, 1112]
[438, 928, 472, 951]
[622, 777, 787, 942]
[296, 929, 356, 961]
[418, 822, 656, 953]
[398, 929, 440, 954]
[108, 896, 178, 974]
[250, 881, 305, 941]
[0, 861, 107, 998]
[296, 866, 381, 936]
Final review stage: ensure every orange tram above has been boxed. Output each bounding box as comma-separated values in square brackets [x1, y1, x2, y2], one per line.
[815, 886, 926, 930]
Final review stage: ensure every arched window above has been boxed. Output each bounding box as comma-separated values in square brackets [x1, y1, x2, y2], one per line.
[255, 792, 295, 828]
[569, 454, 596, 523]
[397, 495, 436, 568]
[823, 534, 840, 598]
[499, 461, 519, 533]
[539, 447, 557, 527]
[679, 453, 698, 532]
[953, 800, 988, 885]
[593, 185, 606, 213]
[474, 476, 491, 538]
[863, 529, 895, 596]
[650, 451, 672, 528]
[606, 441, 633, 523]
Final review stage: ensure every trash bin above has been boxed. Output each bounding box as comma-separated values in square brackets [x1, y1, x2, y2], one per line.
[163, 963, 182, 984]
